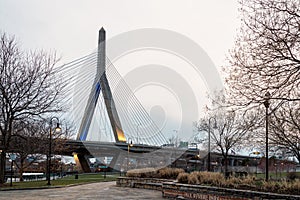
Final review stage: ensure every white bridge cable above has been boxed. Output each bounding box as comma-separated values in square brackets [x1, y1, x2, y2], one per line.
[106, 63, 166, 145]
[54, 51, 98, 74]
[61, 59, 98, 105]
[86, 92, 114, 142]
[54, 51, 99, 134]
[62, 61, 97, 118]
[55, 52, 98, 100]
[105, 57, 168, 146]
[104, 62, 154, 144]
[96, 91, 114, 141]
[52, 50, 168, 146]
[105, 64, 156, 145]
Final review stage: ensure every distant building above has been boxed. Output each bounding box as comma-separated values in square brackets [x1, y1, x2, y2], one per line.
[171, 151, 298, 174]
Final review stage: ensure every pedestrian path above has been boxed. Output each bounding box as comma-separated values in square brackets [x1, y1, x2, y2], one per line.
[0, 181, 164, 200]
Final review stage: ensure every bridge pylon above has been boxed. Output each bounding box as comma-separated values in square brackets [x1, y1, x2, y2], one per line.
[77, 27, 126, 143]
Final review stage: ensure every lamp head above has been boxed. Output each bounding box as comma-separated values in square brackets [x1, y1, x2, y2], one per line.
[55, 123, 61, 133]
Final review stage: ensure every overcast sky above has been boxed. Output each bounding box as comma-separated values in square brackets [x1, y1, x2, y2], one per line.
[0, 0, 240, 142]
[0, 0, 239, 66]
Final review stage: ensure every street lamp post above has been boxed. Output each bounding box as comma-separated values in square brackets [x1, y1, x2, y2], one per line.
[47, 117, 61, 186]
[208, 117, 217, 172]
[263, 91, 270, 181]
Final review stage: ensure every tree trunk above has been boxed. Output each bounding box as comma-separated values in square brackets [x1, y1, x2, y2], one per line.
[0, 150, 6, 184]
[224, 156, 229, 178]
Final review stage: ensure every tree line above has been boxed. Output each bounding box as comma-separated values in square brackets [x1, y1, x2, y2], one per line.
[194, 0, 300, 176]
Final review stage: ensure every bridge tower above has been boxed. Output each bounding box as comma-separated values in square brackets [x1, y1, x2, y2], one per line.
[77, 27, 126, 143]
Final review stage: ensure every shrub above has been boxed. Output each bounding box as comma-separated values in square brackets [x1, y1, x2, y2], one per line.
[127, 168, 300, 195]
[177, 172, 189, 184]
[240, 175, 256, 187]
[289, 180, 300, 194]
[188, 172, 200, 184]
[225, 176, 240, 188]
[158, 167, 184, 179]
[262, 181, 281, 192]
[126, 167, 184, 179]
[178, 171, 225, 186]
[126, 168, 158, 178]
[199, 171, 225, 186]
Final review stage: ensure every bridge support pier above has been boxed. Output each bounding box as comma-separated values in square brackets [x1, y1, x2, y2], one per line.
[74, 153, 91, 173]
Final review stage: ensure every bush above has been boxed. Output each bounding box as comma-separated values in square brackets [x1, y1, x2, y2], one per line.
[177, 172, 189, 184]
[178, 171, 225, 186]
[158, 168, 184, 179]
[126, 168, 300, 195]
[126, 167, 184, 179]
[202, 172, 224, 186]
[126, 168, 158, 178]
[226, 176, 242, 188]
[176, 171, 300, 195]
[188, 172, 200, 184]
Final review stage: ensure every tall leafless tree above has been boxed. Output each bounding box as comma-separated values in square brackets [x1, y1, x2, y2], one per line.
[195, 92, 258, 176]
[269, 101, 300, 162]
[195, 110, 257, 176]
[226, 0, 300, 108]
[0, 33, 63, 184]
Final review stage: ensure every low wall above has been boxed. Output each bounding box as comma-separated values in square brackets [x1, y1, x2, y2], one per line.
[162, 182, 300, 200]
[117, 177, 169, 191]
[117, 177, 300, 200]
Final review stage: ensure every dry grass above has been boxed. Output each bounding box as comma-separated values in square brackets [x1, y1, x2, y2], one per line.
[126, 167, 184, 179]
[177, 172, 189, 184]
[176, 171, 300, 195]
[261, 179, 300, 194]
[126, 168, 300, 195]
[126, 168, 158, 178]
[186, 171, 225, 186]
[158, 167, 184, 179]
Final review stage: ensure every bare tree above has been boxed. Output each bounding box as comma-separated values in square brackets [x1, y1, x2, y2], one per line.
[0, 33, 63, 184]
[269, 101, 300, 162]
[196, 109, 257, 176]
[226, 0, 300, 108]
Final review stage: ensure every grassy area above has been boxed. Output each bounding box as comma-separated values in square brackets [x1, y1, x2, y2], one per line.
[0, 173, 118, 190]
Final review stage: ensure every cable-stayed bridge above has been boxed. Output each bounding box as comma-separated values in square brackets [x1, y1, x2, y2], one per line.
[53, 28, 201, 172]
[57, 28, 167, 145]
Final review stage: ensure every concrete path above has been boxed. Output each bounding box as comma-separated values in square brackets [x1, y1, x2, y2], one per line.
[0, 181, 165, 200]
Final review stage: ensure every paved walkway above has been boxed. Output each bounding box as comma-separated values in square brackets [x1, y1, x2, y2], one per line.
[0, 181, 165, 200]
